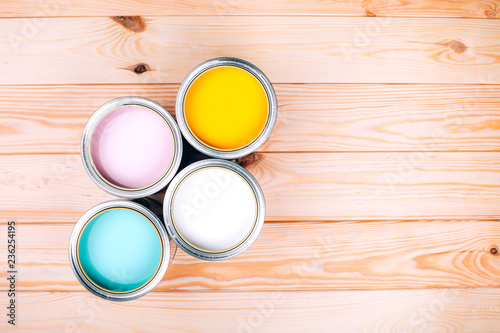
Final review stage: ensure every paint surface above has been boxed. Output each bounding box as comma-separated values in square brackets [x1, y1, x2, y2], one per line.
[78, 208, 162, 293]
[91, 105, 174, 189]
[172, 167, 257, 252]
[184, 66, 268, 150]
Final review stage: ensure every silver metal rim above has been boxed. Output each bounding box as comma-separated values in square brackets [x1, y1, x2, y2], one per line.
[175, 57, 277, 159]
[69, 200, 170, 301]
[163, 159, 265, 261]
[81, 96, 183, 198]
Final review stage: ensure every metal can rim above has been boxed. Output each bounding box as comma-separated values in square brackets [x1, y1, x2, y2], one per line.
[163, 159, 266, 261]
[69, 200, 170, 301]
[175, 57, 277, 159]
[81, 96, 183, 198]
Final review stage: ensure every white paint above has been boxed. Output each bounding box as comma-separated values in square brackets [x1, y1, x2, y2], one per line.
[172, 167, 257, 252]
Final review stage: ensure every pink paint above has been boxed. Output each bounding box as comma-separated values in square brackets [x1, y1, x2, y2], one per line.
[90, 105, 174, 189]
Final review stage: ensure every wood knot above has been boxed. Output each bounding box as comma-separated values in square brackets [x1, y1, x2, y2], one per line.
[111, 16, 146, 33]
[449, 40, 467, 54]
[133, 63, 149, 74]
[484, 9, 497, 18]
[490, 247, 498, 255]
[237, 153, 261, 169]
[365, 9, 376, 17]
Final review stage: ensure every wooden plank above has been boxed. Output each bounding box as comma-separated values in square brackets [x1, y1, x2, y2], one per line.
[1, 84, 500, 154]
[1, 152, 500, 222]
[1, 0, 499, 18]
[1, 289, 500, 331]
[0, 154, 114, 223]
[265, 84, 500, 152]
[1, 17, 499, 84]
[249, 152, 500, 221]
[1, 220, 499, 291]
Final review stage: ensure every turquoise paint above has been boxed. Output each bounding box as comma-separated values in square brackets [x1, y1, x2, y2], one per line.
[78, 208, 162, 293]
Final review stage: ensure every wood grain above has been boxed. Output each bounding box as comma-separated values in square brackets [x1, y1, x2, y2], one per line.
[1, 17, 499, 84]
[1, 220, 499, 291]
[2, 0, 499, 330]
[1, 84, 500, 154]
[2, 0, 499, 18]
[265, 84, 500, 152]
[250, 152, 500, 221]
[1, 289, 500, 332]
[2, 152, 500, 222]
[0, 154, 114, 223]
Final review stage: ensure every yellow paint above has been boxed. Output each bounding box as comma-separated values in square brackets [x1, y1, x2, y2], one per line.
[184, 66, 268, 150]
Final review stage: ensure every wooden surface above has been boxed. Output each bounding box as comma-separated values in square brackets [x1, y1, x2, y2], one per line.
[1, 220, 499, 291]
[2, 0, 500, 18]
[8, 289, 500, 332]
[2, 84, 500, 154]
[1, 16, 500, 84]
[3, 153, 500, 222]
[1, 1, 500, 332]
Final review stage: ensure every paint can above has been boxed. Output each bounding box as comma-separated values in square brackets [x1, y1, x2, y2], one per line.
[176, 57, 277, 159]
[69, 200, 170, 301]
[81, 96, 183, 198]
[163, 159, 265, 261]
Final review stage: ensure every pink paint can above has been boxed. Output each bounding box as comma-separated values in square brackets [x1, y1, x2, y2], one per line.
[81, 97, 183, 198]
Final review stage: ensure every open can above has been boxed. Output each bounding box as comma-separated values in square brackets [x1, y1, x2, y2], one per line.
[69, 200, 170, 301]
[163, 159, 265, 261]
[176, 57, 277, 159]
[81, 96, 183, 198]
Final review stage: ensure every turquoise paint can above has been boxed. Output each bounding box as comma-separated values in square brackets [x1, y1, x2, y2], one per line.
[69, 200, 170, 301]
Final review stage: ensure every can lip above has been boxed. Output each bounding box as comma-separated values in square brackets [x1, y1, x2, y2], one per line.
[69, 200, 170, 302]
[81, 96, 183, 199]
[163, 159, 266, 261]
[176, 57, 277, 159]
